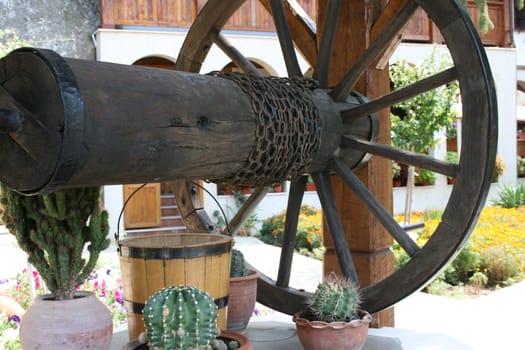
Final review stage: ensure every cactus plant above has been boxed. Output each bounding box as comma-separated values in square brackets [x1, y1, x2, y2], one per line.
[0, 185, 110, 300]
[293, 273, 370, 350]
[307, 272, 361, 323]
[230, 249, 248, 277]
[142, 285, 220, 350]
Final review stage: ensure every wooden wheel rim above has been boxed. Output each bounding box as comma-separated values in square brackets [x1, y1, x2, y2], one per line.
[171, 0, 497, 314]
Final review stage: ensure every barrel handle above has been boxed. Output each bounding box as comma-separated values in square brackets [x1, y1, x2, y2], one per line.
[114, 181, 232, 254]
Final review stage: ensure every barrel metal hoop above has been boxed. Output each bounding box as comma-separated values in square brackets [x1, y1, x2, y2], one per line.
[209, 72, 322, 186]
[12, 48, 86, 194]
[119, 240, 232, 259]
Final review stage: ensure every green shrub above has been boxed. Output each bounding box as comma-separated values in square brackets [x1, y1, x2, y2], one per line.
[469, 272, 488, 289]
[423, 209, 442, 221]
[443, 244, 480, 286]
[392, 241, 410, 270]
[480, 246, 519, 285]
[424, 277, 466, 298]
[257, 205, 322, 251]
[491, 184, 525, 208]
[415, 169, 436, 186]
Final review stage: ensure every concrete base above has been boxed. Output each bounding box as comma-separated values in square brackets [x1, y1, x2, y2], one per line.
[110, 321, 404, 350]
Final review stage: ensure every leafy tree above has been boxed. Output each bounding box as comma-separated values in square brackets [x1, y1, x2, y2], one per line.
[390, 49, 460, 222]
[390, 51, 459, 153]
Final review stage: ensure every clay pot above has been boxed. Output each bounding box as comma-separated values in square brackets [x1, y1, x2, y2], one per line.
[227, 269, 260, 332]
[20, 291, 113, 350]
[306, 183, 316, 191]
[122, 330, 253, 350]
[293, 310, 372, 350]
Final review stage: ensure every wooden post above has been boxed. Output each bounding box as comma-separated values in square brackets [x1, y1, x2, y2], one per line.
[319, 0, 395, 327]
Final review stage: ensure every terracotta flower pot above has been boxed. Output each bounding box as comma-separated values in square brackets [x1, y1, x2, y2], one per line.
[227, 269, 260, 332]
[20, 291, 113, 350]
[293, 310, 372, 350]
[306, 183, 316, 191]
[122, 330, 253, 350]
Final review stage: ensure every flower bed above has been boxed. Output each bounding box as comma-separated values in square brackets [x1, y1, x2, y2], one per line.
[394, 206, 525, 292]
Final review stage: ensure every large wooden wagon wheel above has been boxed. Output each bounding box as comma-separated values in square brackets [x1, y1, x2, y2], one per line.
[171, 0, 497, 315]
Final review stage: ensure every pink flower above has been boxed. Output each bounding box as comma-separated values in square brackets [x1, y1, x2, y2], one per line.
[32, 271, 41, 290]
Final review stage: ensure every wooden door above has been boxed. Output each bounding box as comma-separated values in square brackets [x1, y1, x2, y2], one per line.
[123, 183, 161, 229]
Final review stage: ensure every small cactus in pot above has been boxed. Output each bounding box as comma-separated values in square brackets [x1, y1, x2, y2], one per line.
[293, 272, 372, 350]
[308, 272, 361, 322]
[230, 249, 248, 277]
[227, 248, 259, 332]
[142, 285, 220, 350]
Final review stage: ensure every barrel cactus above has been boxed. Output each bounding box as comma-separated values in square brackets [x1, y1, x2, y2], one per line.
[142, 285, 219, 350]
[308, 272, 361, 323]
[230, 249, 247, 277]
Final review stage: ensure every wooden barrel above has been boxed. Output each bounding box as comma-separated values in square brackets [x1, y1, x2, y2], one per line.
[118, 233, 232, 340]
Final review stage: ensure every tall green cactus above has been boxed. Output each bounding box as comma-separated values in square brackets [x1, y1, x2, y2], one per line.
[143, 285, 219, 350]
[308, 272, 361, 323]
[0, 185, 110, 300]
[230, 249, 248, 277]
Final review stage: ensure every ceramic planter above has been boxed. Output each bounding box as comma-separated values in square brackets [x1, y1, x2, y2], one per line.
[293, 310, 372, 350]
[227, 269, 260, 332]
[20, 291, 113, 350]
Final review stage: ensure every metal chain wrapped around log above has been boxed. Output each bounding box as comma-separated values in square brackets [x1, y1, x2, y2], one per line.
[208, 72, 322, 186]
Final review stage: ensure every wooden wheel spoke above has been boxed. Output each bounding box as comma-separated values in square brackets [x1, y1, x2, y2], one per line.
[269, 0, 303, 77]
[313, 0, 342, 88]
[342, 135, 459, 178]
[174, 0, 498, 316]
[341, 67, 457, 120]
[259, 0, 317, 65]
[226, 186, 269, 235]
[276, 176, 308, 287]
[330, 0, 419, 101]
[214, 34, 263, 77]
[333, 158, 420, 257]
[311, 172, 360, 285]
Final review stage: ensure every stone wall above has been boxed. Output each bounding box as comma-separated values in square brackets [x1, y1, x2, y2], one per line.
[1, 0, 99, 59]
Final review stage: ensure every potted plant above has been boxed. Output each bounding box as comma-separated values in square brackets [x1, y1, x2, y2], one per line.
[271, 182, 283, 193]
[445, 151, 459, 184]
[392, 162, 402, 187]
[123, 285, 252, 350]
[518, 156, 525, 178]
[293, 272, 372, 350]
[517, 126, 525, 140]
[492, 155, 505, 182]
[415, 168, 436, 186]
[306, 176, 316, 191]
[227, 249, 259, 332]
[0, 185, 113, 349]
